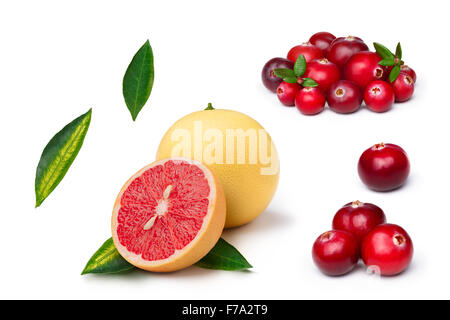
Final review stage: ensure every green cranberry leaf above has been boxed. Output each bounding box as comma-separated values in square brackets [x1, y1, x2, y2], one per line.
[123, 40, 154, 121]
[301, 78, 318, 88]
[273, 68, 296, 79]
[293, 54, 307, 77]
[82, 237, 252, 275]
[81, 238, 134, 275]
[283, 77, 299, 84]
[378, 58, 396, 67]
[389, 64, 401, 83]
[373, 42, 395, 60]
[395, 42, 403, 60]
[195, 238, 253, 271]
[35, 109, 92, 208]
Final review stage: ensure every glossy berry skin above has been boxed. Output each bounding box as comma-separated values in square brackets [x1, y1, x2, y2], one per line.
[312, 230, 359, 276]
[287, 42, 324, 63]
[295, 87, 326, 115]
[332, 200, 386, 242]
[343, 52, 387, 89]
[261, 57, 294, 93]
[304, 58, 341, 92]
[358, 143, 410, 192]
[392, 73, 415, 102]
[327, 36, 369, 67]
[327, 80, 363, 114]
[309, 32, 336, 55]
[361, 224, 413, 276]
[400, 65, 417, 83]
[364, 80, 395, 112]
[276, 81, 300, 106]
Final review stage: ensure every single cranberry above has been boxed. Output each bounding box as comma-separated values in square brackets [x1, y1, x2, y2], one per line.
[361, 224, 413, 276]
[295, 87, 326, 115]
[400, 65, 417, 83]
[327, 80, 363, 114]
[343, 52, 387, 89]
[312, 230, 359, 276]
[358, 143, 410, 191]
[276, 81, 300, 106]
[392, 73, 415, 102]
[364, 80, 395, 112]
[303, 58, 341, 92]
[287, 42, 324, 63]
[309, 32, 336, 55]
[332, 200, 386, 242]
[261, 57, 294, 93]
[327, 36, 369, 67]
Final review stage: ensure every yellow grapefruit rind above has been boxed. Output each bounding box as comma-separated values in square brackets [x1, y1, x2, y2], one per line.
[111, 158, 226, 272]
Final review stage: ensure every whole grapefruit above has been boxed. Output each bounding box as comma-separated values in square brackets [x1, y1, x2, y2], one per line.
[156, 107, 280, 228]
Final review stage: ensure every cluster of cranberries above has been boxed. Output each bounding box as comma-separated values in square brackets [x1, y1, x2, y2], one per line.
[312, 201, 413, 277]
[312, 143, 412, 277]
[262, 32, 417, 115]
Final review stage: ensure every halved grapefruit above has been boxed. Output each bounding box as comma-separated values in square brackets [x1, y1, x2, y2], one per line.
[111, 158, 226, 272]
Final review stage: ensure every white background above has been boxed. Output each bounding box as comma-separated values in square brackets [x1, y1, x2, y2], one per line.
[0, 0, 449, 300]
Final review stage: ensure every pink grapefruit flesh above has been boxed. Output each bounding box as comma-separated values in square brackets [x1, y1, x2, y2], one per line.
[112, 158, 226, 272]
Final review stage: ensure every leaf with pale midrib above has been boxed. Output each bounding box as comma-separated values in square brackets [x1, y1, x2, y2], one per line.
[81, 238, 134, 275]
[35, 109, 92, 207]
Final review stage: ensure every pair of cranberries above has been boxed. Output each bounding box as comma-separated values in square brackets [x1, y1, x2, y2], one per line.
[312, 201, 413, 276]
[277, 82, 327, 115]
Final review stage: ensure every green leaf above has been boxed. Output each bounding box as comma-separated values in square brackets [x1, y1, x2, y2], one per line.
[301, 78, 319, 88]
[396, 42, 402, 60]
[283, 77, 299, 84]
[35, 109, 92, 207]
[81, 238, 134, 275]
[82, 237, 252, 275]
[205, 102, 215, 110]
[293, 54, 306, 77]
[389, 65, 401, 83]
[378, 58, 395, 66]
[195, 238, 252, 271]
[273, 68, 296, 79]
[122, 40, 154, 121]
[373, 42, 395, 60]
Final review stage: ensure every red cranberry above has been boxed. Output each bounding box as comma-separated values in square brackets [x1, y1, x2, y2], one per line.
[303, 58, 341, 92]
[358, 143, 410, 192]
[276, 81, 300, 106]
[361, 224, 413, 276]
[327, 80, 363, 114]
[327, 36, 369, 67]
[343, 52, 387, 89]
[309, 32, 336, 55]
[332, 200, 386, 242]
[392, 73, 415, 102]
[287, 42, 324, 63]
[312, 230, 359, 276]
[295, 87, 326, 115]
[261, 57, 294, 93]
[364, 80, 395, 112]
[400, 65, 417, 83]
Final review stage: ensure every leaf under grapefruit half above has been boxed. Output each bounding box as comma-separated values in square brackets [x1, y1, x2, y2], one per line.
[111, 158, 226, 272]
